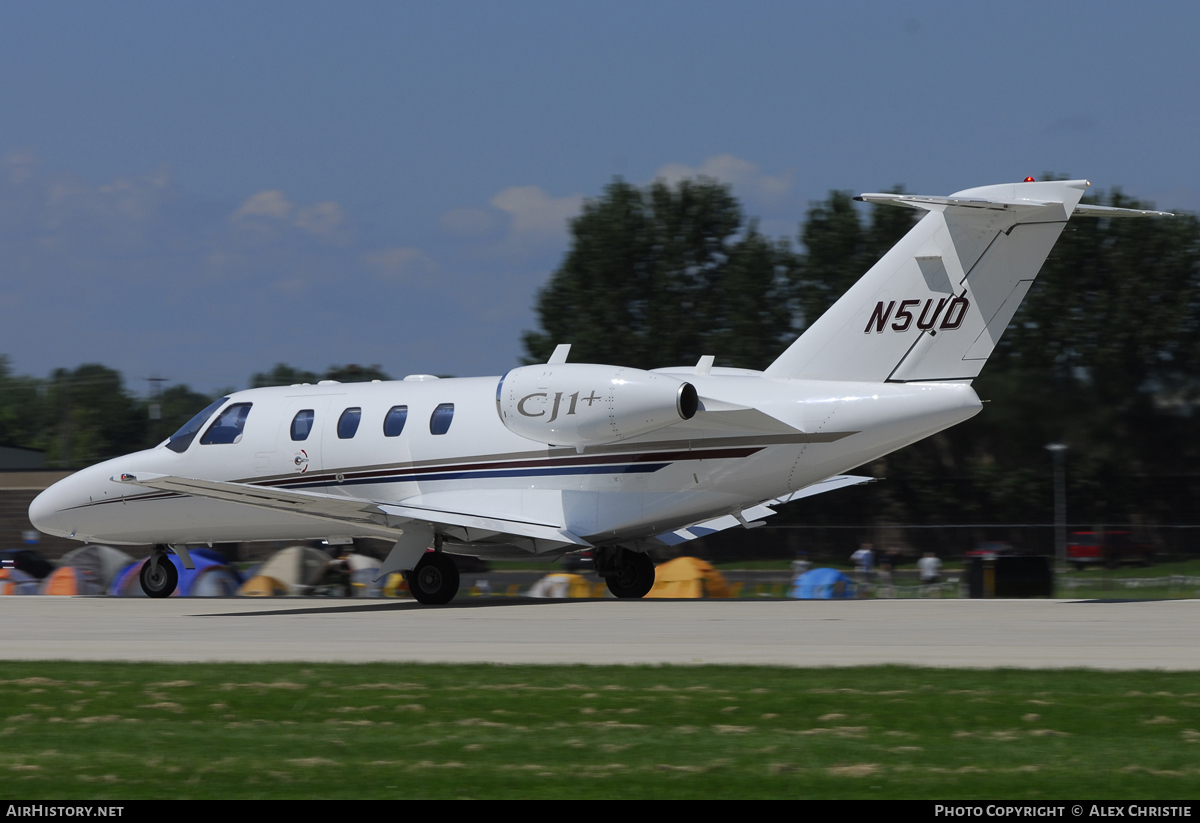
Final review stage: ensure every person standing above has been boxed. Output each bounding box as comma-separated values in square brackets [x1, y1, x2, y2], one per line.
[851, 543, 874, 595]
[791, 551, 811, 578]
[918, 551, 942, 597]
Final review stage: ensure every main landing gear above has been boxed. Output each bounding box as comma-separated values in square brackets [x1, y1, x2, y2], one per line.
[596, 546, 656, 599]
[408, 552, 460, 605]
[140, 548, 179, 598]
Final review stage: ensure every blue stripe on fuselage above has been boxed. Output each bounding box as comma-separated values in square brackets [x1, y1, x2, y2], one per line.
[282, 462, 669, 491]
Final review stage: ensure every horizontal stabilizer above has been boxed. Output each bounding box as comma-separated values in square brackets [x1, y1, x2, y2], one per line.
[855, 193, 1051, 212]
[1070, 203, 1174, 218]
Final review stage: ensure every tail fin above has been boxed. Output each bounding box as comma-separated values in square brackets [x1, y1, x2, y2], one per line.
[766, 179, 1099, 382]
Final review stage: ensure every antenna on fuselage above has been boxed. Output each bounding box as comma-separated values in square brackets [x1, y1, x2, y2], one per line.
[547, 344, 571, 365]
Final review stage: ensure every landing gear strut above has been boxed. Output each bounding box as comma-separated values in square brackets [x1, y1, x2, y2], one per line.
[596, 547, 656, 599]
[408, 552, 460, 605]
[140, 548, 179, 598]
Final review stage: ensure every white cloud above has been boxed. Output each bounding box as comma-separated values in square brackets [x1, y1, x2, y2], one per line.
[230, 191, 348, 243]
[362, 246, 434, 280]
[653, 154, 793, 207]
[1, 158, 177, 249]
[232, 190, 294, 221]
[294, 201, 346, 240]
[489, 185, 583, 246]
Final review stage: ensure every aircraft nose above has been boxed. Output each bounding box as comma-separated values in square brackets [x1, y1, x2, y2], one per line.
[28, 482, 73, 539]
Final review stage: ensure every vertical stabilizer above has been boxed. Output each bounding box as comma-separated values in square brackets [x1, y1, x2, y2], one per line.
[764, 179, 1091, 382]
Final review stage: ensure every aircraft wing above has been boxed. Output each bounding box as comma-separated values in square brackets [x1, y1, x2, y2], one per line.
[113, 472, 589, 548]
[652, 474, 873, 546]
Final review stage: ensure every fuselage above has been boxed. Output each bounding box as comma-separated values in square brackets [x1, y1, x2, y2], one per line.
[29, 369, 981, 555]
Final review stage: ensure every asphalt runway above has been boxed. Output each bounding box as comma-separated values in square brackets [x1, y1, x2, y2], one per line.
[2, 597, 1197, 669]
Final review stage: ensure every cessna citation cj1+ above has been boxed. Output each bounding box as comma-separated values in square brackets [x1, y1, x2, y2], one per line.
[29, 179, 1171, 604]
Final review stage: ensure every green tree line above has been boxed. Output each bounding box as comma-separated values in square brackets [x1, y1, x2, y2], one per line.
[524, 176, 1200, 542]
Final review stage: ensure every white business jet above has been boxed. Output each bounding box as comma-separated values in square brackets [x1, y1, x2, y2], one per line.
[29, 179, 1170, 603]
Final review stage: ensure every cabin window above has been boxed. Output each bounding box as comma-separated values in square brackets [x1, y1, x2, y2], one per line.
[430, 403, 454, 435]
[290, 410, 315, 441]
[199, 403, 253, 445]
[337, 407, 362, 439]
[383, 406, 408, 437]
[166, 397, 228, 453]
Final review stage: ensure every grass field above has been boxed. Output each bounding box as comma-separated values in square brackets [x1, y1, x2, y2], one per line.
[1, 662, 1198, 799]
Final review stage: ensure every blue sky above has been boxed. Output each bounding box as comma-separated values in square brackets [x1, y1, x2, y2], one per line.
[1, 1, 1197, 394]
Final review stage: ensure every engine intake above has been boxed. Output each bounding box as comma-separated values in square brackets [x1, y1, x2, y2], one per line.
[496, 363, 697, 447]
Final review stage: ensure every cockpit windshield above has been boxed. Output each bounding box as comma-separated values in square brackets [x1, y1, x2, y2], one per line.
[166, 397, 229, 454]
[200, 403, 253, 445]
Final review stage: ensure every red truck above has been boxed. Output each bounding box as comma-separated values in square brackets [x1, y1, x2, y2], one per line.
[1066, 531, 1154, 570]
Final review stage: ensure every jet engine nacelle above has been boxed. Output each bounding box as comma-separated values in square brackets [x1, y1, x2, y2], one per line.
[496, 363, 698, 446]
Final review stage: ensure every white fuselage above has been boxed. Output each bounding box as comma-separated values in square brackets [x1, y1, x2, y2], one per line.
[29, 369, 981, 555]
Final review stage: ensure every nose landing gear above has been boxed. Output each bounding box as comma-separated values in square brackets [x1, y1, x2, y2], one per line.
[140, 549, 179, 598]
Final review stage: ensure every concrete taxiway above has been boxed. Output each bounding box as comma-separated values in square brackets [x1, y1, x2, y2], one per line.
[1, 597, 1197, 669]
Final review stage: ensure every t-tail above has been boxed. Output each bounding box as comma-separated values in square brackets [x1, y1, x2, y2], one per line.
[764, 179, 1172, 383]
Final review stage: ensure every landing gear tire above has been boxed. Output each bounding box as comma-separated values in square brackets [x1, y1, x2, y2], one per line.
[409, 553, 460, 605]
[140, 555, 179, 598]
[605, 551, 656, 599]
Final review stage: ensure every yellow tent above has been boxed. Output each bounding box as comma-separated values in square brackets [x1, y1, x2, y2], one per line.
[645, 556, 733, 599]
[237, 574, 289, 597]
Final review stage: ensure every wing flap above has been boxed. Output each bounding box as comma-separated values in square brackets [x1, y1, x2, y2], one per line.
[379, 503, 590, 547]
[653, 475, 874, 545]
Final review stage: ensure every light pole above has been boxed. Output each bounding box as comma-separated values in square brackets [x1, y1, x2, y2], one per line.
[1045, 443, 1068, 567]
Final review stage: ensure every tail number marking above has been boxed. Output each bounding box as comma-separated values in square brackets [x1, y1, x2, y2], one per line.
[865, 296, 969, 333]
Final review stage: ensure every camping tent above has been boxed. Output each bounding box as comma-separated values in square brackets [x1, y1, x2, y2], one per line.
[41, 565, 103, 595]
[645, 556, 733, 598]
[60, 545, 134, 590]
[0, 567, 39, 595]
[109, 548, 241, 597]
[790, 567, 856, 599]
[40, 545, 135, 595]
[238, 575, 289, 597]
[238, 545, 330, 596]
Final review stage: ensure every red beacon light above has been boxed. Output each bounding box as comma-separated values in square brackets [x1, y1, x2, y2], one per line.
[1023, 176, 1036, 182]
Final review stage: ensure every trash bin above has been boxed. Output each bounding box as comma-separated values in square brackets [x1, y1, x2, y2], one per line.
[967, 555, 1054, 598]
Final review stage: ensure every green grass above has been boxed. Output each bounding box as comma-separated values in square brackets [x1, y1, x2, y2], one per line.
[1, 663, 1198, 799]
[1064, 558, 1200, 578]
[1056, 559, 1200, 600]
[711, 560, 796, 571]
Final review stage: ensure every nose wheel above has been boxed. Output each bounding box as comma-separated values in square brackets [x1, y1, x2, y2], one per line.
[408, 553, 460, 605]
[140, 552, 179, 598]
